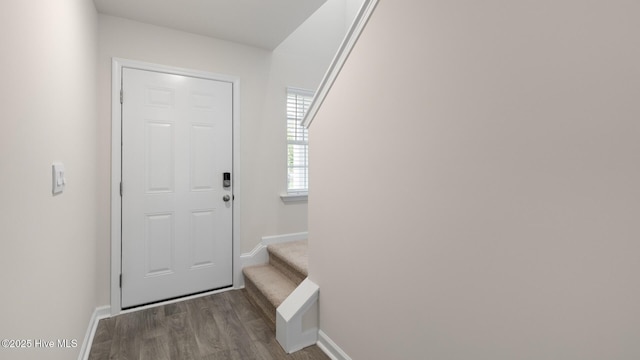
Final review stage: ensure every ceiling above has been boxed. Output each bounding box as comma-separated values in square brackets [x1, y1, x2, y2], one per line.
[93, 0, 327, 50]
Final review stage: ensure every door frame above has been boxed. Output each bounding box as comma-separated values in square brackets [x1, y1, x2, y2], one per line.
[110, 58, 241, 315]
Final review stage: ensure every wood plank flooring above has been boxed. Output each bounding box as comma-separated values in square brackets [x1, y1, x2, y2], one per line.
[88, 290, 329, 360]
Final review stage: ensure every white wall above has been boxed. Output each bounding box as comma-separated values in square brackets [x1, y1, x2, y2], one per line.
[276, 0, 348, 61]
[96, 0, 349, 305]
[309, 1, 640, 359]
[0, 1, 98, 359]
[345, 0, 364, 29]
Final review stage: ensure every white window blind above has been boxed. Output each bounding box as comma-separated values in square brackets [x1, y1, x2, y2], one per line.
[287, 88, 313, 193]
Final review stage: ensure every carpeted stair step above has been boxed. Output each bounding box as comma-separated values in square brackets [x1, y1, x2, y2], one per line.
[242, 264, 297, 327]
[267, 240, 308, 286]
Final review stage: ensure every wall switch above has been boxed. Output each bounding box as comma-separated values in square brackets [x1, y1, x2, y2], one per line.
[52, 163, 65, 195]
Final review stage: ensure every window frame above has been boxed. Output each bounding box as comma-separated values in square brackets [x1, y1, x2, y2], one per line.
[282, 87, 313, 201]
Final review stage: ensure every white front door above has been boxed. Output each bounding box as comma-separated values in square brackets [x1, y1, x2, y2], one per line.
[121, 68, 233, 308]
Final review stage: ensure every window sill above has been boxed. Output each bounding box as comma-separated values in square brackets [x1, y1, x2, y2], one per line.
[280, 192, 308, 203]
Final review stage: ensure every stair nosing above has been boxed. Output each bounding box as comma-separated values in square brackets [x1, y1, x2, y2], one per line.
[267, 240, 309, 277]
[242, 264, 297, 308]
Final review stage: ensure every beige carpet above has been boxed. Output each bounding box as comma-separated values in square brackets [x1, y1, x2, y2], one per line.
[242, 239, 308, 326]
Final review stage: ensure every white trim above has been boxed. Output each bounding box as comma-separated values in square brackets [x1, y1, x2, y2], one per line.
[77, 306, 110, 360]
[301, 0, 380, 128]
[280, 192, 308, 203]
[110, 59, 122, 316]
[118, 288, 232, 315]
[262, 231, 308, 245]
[317, 330, 353, 360]
[276, 278, 320, 353]
[287, 86, 314, 97]
[240, 243, 269, 272]
[238, 232, 309, 287]
[110, 58, 241, 315]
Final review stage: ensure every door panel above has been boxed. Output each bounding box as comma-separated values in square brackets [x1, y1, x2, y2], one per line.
[191, 125, 216, 190]
[145, 213, 174, 276]
[121, 68, 233, 308]
[190, 210, 216, 268]
[146, 122, 174, 192]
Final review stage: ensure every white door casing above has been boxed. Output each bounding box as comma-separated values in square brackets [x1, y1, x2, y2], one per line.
[111, 59, 241, 313]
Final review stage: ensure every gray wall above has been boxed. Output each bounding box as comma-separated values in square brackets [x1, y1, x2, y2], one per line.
[309, 0, 640, 358]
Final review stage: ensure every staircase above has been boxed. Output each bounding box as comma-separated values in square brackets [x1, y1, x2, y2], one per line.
[242, 240, 309, 329]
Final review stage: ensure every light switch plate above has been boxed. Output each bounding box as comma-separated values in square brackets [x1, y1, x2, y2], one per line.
[52, 163, 65, 195]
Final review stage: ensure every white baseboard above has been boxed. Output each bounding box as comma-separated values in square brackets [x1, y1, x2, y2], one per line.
[78, 305, 111, 360]
[317, 330, 353, 360]
[240, 243, 269, 268]
[238, 232, 308, 288]
[261, 231, 308, 245]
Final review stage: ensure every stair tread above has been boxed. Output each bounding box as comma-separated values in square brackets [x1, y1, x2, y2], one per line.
[267, 240, 308, 277]
[243, 264, 297, 308]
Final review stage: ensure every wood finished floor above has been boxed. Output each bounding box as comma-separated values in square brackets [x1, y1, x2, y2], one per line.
[88, 290, 329, 360]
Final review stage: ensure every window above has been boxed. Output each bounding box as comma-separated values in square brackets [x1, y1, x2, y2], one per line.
[286, 87, 313, 194]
